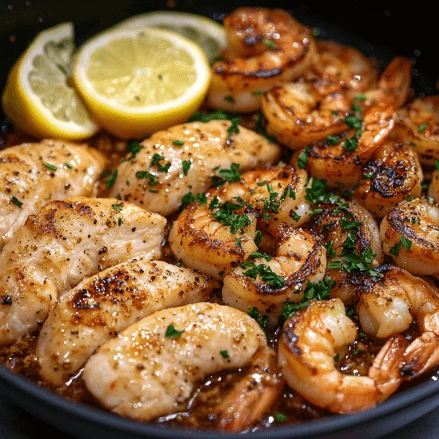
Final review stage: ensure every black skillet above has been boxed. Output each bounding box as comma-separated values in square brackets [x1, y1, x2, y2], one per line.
[0, 1, 438, 438]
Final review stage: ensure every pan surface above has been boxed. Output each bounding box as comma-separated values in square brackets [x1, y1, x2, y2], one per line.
[0, 1, 438, 438]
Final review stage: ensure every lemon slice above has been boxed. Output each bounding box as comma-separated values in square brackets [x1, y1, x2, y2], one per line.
[72, 27, 211, 140]
[115, 10, 226, 65]
[1, 22, 100, 140]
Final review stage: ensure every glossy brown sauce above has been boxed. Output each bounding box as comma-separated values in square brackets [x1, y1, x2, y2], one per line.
[0, 128, 438, 431]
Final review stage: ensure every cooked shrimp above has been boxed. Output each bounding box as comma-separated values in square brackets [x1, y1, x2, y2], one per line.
[37, 258, 218, 387]
[278, 298, 407, 413]
[0, 139, 107, 249]
[428, 168, 439, 203]
[358, 264, 439, 338]
[306, 39, 379, 93]
[82, 302, 284, 431]
[304, 198, 383, 304]
[353, 140, 423, 219]
[107, 120, 282, 217]
[261, 78, 352, 150]
[306, 102, 395, 187]
[222, 224, 327, 325]
[205, 7, 316, 113]
[392, 96, 439, 167]
[358, 265, 439, 379]
[360, 57, 412, 110]
[168, 164, 312, 279]
[380, 198, 439, 277]
[0, 197, 166, 345]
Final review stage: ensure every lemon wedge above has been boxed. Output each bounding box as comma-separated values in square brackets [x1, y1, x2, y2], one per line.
[1, 22, 100, 140]
[72, 27, 212, 140]
[115, 10, 226, 65]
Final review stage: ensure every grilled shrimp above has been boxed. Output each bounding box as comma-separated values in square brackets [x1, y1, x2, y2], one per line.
[108, 120, 282, 217]
[306, 39, 379, 93]
[391, 96, 439, 167]
[0, 197, 166, 345]
[278, 298, 407, 413]
[0, 139, 107, 249]
[168, 164, 312, 280]
[353, 141, 423, 219]
[358, 265, 439, 379]
[304, 198, 383, 304]
[82, 302, 284, 431]
[380, 198, 439, 277]
[306, 102, 395, 187]
[37, 258, 218, 387]
[361, 56, 412, 110]
[205, 7, 316, 113]
[222, 224, 327, 325]
[261, 78, 352, 150]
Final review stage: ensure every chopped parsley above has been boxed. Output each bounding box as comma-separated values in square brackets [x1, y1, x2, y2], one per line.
[43, 162, 57, 172]
[182, 160, 191, 176]
[240, 261, 285, 288]
[297, 148, 308, 169]
[211, 163, 242, 186]
[135, 170, 159, 186]
[112, 203, 122, 212]
[64, 162, 73, 169]
[173, 139, 185, 146]
[11, 195, 23, 208]
[123, 141, 143, 161]
[248, 307, 269, 329]
[165, 324, 185, 338]
[418, 122, 428, 133]
[220, 350, 229, 358]
[104, 170, 118, 189]
[262, 38, 277, 49]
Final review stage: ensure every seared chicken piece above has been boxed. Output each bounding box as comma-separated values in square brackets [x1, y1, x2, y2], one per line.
[0, 139, 107, 249]
[0, 197, 166, 345]
[37, 258, 218, 386]
[108, 120, 282, 217]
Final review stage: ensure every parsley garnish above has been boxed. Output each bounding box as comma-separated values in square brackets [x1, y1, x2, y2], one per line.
[11, 195, 23, 208]
[112, 203, 122, 212]
[182, 160, 191, 176]
[135, 170, 159, 185]
[44, 163, 57, 172]
[262, 38, 277, 49]
[298, 148, 308, 169]
[123, 141, 143, 161]
[220, 350, 229, 358]
[248, 307, 269, 329]
[64, 162, 73, 169]
[418, 122, 428, 133]
[275, 413, 287, 422]
[165, 324, 185, 338]
[104, 170, 118, 189]
[240, 261, 285, 288]
[211, 163, 242, 186]
[173, 139, 185, 146]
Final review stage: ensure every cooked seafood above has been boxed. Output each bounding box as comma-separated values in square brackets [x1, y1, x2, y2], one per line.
[353, 140, 423, 219]
[82, 302, 284, 431]
[305, 102, 395, 187]
[168, 164, 312, 279]
[391, 95, 439, 167]
[358, 265, 439, 379]
[205, 7, 316, 113]
[262, 78, 352, 150]
[361, 56, 412, 110]
[305, 39, 379, 93]
[0, 197, 166, 345]
[380, 198, 439, 277]
[428, 167, 439, 203]
[108, 120, 282, 217]
[278, 298, 407, 413]
[37, 258, 218, 386]
[0, 139, 107, 249]
[222, 224, 327, 324]
[303, 198, 383, 305]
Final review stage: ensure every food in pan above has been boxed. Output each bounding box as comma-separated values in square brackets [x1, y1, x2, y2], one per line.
[1, 5, 439, 434]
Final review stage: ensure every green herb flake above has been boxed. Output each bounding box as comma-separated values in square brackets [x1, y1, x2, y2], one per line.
[118, 217, 123, 226]
[254, 230, 262, 247]
[173, 139, 185, 146]
[251, 90, 265, 95]
[275, 413, 287, 422]
[224, 95, 235, 103]
[298, 148, 308, 169]
[262, 38, 277, 49]
[165, 324, 185, 339]
[112, 203, 122, 212]
[220, 350, 229, 358]
[388, 241, 401, 256]
[44, 162, 57, 172]
[182, 160, 191, 176]
[435, 160, 439, 171]
[11, 195, 23, 208]
[400, 235, 412, 251]
[105, 170, 118, 189]
[64, 162, 73, 169]
[418, 122, 428, 133]
[334, 353, 340, 362]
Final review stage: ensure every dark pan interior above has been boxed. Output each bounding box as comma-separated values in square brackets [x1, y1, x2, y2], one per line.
[0, 1, 438, 438]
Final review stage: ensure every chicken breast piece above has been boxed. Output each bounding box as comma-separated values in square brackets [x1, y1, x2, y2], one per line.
[0, 139, 108, 249]
[37, 258, 219, 386]
[0, 197, 166, 346]
[108, 120, 282, 217]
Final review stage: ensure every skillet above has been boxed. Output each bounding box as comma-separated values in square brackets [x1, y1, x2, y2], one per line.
[0, 1, 439, 438]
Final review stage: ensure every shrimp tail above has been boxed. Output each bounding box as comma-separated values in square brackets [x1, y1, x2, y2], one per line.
[401, 332, 439, 380]
[216, 347, 284, 431]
